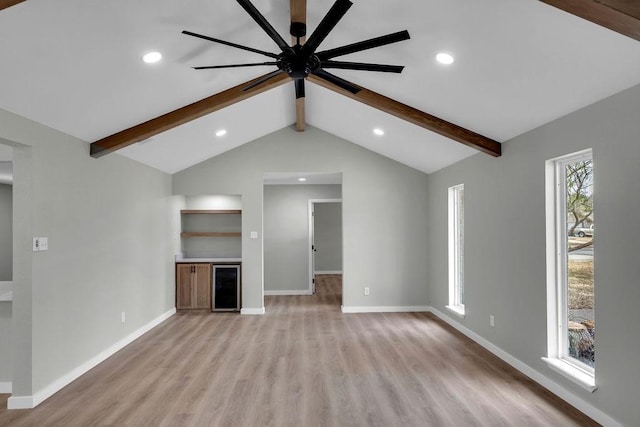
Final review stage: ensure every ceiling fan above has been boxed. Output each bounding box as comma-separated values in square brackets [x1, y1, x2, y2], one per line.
[90, 0, 501, 158]
[182, 0, 409, 131]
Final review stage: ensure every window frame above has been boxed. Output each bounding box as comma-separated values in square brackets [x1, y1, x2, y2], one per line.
[446, 184, 465, 317]
[543, 149, 596, 391]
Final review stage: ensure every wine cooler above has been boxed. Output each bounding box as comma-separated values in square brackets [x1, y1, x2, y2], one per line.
[212, 264, 241, 311]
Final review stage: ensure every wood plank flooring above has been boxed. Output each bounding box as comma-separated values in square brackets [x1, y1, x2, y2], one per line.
[0, 274, 598, 426]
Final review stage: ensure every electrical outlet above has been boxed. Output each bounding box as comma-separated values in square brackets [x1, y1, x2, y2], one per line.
[121, 312, 126, 324]
[364, 287, 370, 296]
[490, 314, 495, 327]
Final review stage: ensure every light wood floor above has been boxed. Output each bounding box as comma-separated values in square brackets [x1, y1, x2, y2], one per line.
[0, 274, 598, 426]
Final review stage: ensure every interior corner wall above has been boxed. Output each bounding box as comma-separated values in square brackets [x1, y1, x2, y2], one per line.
[426, 83, 640, 427]
[173, 125, 430, 311]
[263, 184, 341, 293]
[0, 184, 11, 280]
[0, 108, 176, 400]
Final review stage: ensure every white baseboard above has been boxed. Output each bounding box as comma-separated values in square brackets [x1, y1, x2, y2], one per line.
[240, 307, 265, 315]
[427, 306, 621, 427]
[264, 290, 312, 296]
[6, 395, 31, 409]
[0, 381, 11, 393]
[314, 271, 342, 275]
[7, 308, 176, 410]
[341, 305, 430, 314]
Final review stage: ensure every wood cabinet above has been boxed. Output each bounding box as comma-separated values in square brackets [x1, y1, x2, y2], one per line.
[176, 263, 211, 310]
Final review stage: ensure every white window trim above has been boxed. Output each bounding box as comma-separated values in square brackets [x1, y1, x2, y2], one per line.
[544, 149, 596, 392]
[447, 184, 465, 317]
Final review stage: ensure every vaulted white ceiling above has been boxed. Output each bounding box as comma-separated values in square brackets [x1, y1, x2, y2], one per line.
[1, 0, 639, 174]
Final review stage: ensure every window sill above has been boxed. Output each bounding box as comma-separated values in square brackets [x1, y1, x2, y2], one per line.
[541, 357, 597, 392]
[445, 305, 465, 318]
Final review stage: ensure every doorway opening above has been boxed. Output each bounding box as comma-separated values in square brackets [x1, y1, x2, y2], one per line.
[263, 173, 343, 310]
[308, 199, 342, 293]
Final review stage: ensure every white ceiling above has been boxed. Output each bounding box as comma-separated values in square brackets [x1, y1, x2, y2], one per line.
[1, 0, 639, 175]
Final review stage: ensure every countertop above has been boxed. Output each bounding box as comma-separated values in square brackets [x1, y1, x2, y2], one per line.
[175, 256, 241, 263]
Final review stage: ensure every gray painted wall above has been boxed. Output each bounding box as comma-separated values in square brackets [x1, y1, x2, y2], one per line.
[0, 108, 176, 398]
[264, 185, 341, 292]
[427, 83, 640, 426]
[0, 184, 11, 280]
[314, 202, 342, 273]
[173, 126, 430, 311]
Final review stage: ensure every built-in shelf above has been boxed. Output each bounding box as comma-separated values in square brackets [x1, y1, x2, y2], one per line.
[180, 209, 242, 258]
[181, 232, 242, 238]
[181, 210, 241, 214]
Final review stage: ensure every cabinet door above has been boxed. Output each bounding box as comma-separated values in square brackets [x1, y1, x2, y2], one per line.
[176, 264, 195, 309]
[194, 264, 212, 309]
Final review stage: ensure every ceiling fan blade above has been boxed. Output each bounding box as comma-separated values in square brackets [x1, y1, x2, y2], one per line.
[306, 74, 502, 157]
[236, 0, 292, 53]
[290, 0, 307, 44]
[182, 30, 279, 59]
[321, 60, 404, 73]
[90, 72, 290, 158]
[295, 79, 305, 131]
[311, 69, 361, 94]
[193, 62, 277, 70]
[294, 78, 306, 99]
[302, 0, 353, 56]
[316, 30, 410, 60]
[242, 70, 286, 92]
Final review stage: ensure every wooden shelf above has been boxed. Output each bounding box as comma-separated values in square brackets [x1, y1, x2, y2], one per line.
[181, 210, 241, 214]
[181, 232, 241, 238]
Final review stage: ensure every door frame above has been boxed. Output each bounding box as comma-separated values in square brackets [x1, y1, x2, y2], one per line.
[307, 198, 342, 294]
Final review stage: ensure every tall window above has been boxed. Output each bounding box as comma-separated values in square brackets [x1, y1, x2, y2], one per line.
[447, 184, 464, 316]
[545, 149, 596, 390]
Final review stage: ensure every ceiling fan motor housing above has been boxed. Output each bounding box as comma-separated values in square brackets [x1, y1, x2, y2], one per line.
[278, 46, 320, 79]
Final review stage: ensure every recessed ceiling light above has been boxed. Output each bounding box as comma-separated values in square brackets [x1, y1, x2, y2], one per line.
[215, 129, 227, 137]
[298, 177, 307, 182]
[436, 52, 454, 65]
[373, 128, 385, 136]
[142, 51, 162, 64]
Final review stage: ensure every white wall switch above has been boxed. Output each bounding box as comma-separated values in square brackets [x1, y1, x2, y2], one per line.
[490, 314, 495, 327]
[32, 237, 40, 252]
[364, 287, 370, 296]
[39, 237, 48, 251]
[250, 231, 258, 239]
[121, 312, 126, 323]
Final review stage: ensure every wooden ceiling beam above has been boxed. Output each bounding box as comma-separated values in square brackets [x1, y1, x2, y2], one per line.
[90, 72, 290, 158]
[0, 0, 26, 11]
[307, 74, 501, 157]
[541, 0, 640, 41]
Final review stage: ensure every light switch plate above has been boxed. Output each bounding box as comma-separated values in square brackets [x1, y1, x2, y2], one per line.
[39, 237, 48, 251]
[250, 231, 258, 239]
[32, 237, 40, 252]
